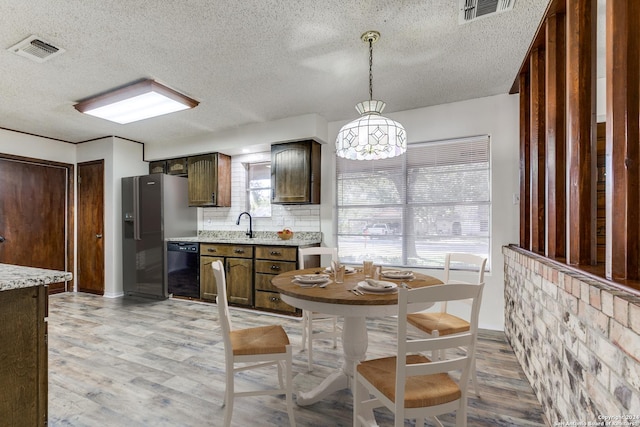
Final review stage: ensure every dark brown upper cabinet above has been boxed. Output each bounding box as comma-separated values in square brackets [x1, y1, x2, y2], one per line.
[166, 158, 188, 176]
[148, 158, 187, 176]
[187, 153, 231, 207]
[149, 160, 167, 174]
[271, 140, 321, 204]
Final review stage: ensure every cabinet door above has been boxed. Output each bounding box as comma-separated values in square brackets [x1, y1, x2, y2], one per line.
[167, 158, 188, 176]
[0, 285, 47, 426]
[271, 140, 320, 204]
[188, 154, 218, 207]
[200, 255, 223, 301]
[149, 160, 167, 174]
[227, 257, 253, 306]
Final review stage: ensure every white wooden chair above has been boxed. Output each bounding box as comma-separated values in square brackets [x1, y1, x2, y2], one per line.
[406, 252, 487, 397]
[212, 260, 295, 427]
[298, 247, 340, 371]
[353, 282, 484, 427]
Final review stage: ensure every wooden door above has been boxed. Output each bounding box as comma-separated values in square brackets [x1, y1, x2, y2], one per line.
[227, 257, 253, 306]
[0, 157, 70, 293]
[77, 161, 104, 294]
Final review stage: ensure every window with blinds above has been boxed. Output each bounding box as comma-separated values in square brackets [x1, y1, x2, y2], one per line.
[336, 135, 490, 269]
[247, 162, 271, 217]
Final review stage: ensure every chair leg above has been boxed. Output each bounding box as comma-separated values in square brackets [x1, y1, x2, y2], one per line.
[455, 395, 468, 427]
[470, 353, 481, 398]
[285, 348, 296, 427]
[301, 310, 308, 350]
[277, 360, 285, 389]
[307, 313, 314, 372]
[224, 366, 234, 427]
[332, 316, 338, 348]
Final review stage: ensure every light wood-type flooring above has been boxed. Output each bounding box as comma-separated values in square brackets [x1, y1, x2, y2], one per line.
[47, 292, 548, 426]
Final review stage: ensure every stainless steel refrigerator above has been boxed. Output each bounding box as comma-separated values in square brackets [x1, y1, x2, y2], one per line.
[122, 173, 196, 299]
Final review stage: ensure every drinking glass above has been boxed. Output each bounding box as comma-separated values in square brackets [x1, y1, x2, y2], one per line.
[334, 265, 346, 284]
[363, 260, 374, 278]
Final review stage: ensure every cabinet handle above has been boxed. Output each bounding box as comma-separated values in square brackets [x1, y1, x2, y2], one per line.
[270, 250, 281, 256]
[234, 248, 245, 254]
[207, 248, 217, 252]
[270, 265, 280, 271]
[270, 296, 280, 302]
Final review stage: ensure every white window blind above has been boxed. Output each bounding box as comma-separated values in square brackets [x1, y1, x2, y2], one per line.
[336, 135, 491, 269]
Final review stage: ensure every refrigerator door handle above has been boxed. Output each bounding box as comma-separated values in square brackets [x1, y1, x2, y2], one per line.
[133, 176, 141, 241]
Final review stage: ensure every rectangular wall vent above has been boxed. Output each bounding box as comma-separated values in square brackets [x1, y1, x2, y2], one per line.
[7, 35, 66, 63]
[459, 0, 515, 23]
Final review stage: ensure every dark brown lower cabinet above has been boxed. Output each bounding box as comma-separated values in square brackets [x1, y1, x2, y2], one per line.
[200, 244, 253, 306]
[254, 246, 300, 314]
[0, 285, 47, 427]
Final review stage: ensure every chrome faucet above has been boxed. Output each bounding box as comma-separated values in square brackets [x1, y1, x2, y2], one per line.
[236, 211, 253, 238]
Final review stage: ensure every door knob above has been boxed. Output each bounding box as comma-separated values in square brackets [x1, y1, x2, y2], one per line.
[0, 236, 5, 243]
[96, 234, 103, 239]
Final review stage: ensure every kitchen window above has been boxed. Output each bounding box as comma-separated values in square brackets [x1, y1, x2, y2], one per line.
[336, 135, 491, 269]
[247, 162, 271, 217]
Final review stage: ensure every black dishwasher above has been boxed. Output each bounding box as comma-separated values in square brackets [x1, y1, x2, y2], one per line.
[166, 242, 200, 298]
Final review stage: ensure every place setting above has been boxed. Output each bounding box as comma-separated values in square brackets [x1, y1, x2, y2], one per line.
[292, 273, 332, 288]
[354, 278, 399, 294]
[379, 269, 415, 280]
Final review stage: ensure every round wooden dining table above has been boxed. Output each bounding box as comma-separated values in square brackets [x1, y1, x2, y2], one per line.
[271, 267, 442, 406]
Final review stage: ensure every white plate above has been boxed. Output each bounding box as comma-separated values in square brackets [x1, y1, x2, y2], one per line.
[357, 280, 398, 293]
[381, 270, 414, 279]
[294, 274, 330, 284]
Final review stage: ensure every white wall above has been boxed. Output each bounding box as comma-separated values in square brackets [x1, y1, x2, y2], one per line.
[76, 137, 147, 297]
[0, 128, 76, 163]
[325, 93, 520, 330]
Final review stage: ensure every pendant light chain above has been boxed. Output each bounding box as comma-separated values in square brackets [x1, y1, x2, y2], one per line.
[368, 36, 374, 101]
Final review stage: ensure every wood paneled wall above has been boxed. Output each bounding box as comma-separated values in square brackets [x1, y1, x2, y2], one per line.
[513, 0, 640, 287]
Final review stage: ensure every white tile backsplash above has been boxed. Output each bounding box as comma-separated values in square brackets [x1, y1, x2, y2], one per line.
[200, 152, 321, 233]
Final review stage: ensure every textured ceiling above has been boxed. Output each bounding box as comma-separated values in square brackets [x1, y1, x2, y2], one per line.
[0, 0, 551, 148]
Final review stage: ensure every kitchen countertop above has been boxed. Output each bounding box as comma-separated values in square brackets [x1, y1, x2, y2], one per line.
[0, 263, 73, 292]
[167, 230, 322, 247]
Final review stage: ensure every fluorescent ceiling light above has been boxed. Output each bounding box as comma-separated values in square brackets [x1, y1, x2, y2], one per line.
[74, 79, 199, 124]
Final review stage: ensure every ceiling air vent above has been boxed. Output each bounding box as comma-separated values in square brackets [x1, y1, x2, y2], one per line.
[459, 0, 515, 23]
[7, 35, 66, 63]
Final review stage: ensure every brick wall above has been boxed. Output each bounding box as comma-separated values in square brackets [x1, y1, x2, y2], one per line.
[503, 245, 640, 425]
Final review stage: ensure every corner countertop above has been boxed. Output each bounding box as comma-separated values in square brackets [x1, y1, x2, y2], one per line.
[167, 230, 322, 247]
[0, 263, 73, 292]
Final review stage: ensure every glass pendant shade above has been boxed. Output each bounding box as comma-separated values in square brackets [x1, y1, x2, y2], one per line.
[336, 100, 407, 160]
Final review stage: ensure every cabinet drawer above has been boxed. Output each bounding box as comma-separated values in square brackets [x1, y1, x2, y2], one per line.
[201, 244, 253, 258]
[255, 260, 296, 275]
[255, 273, 281, 292]
[255, 290, 297, 314]
[255, 246, 297, 261]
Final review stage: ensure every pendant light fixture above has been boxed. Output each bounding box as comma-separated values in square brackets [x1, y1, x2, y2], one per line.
[335, 31, 407, 160]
